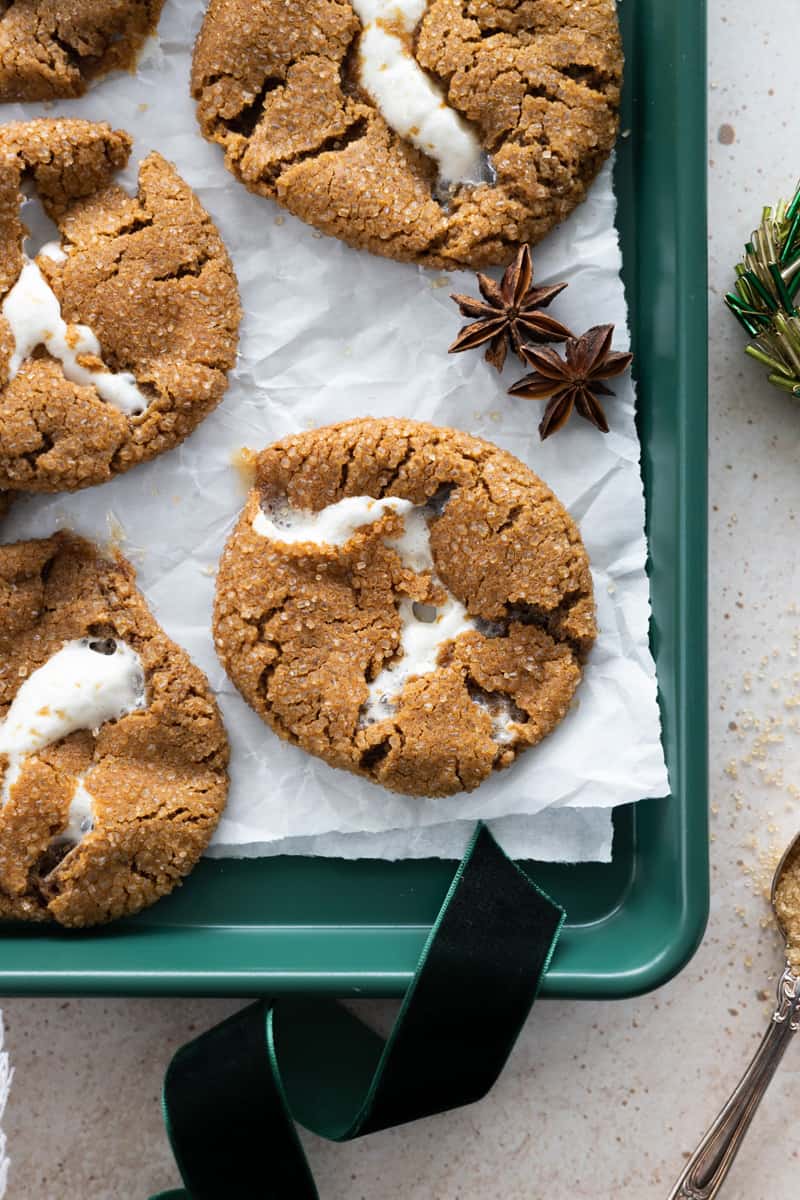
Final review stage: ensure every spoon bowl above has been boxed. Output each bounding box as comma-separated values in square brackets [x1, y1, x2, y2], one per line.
[668, 832, 800, 1199]
[770, 829, 800, 941]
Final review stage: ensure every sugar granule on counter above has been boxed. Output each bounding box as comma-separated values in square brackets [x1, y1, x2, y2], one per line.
[718, 608, 800, 952]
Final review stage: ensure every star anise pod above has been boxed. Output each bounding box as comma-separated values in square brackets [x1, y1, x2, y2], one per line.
[508, 324, 633, 440]
[449, 244, 572, 372]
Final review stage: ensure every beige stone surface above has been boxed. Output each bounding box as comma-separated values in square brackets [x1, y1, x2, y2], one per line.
[4, 1, 800, 1195]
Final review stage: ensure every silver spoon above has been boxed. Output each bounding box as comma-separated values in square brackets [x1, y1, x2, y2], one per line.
[667, 832, 800, 1200]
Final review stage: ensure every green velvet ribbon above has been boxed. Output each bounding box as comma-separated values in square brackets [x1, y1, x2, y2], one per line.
[151, 822, 564, 1200]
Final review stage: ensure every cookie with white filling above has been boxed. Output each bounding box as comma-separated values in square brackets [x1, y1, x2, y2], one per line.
[214, 417, 596, 797]
[0, 118, 241, 493]
[191, 0, 622, 267]
[0, 531, 229, 926]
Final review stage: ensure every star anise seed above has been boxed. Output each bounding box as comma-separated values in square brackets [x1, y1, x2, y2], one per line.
[508, 324, 633, 440]
[449, 244, 572, 372]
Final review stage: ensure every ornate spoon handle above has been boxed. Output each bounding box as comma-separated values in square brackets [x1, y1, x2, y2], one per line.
[667, 966, 800, 1200]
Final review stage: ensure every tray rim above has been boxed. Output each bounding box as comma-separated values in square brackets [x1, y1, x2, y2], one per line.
[544, 0, 710, 997]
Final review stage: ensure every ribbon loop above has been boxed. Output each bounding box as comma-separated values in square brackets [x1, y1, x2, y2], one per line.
[155, 823, 564, 1199]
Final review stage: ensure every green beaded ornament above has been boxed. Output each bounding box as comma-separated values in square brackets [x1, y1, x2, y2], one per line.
[726, 181, 800, 396]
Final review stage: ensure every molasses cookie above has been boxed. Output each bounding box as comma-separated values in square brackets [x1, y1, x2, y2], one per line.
[214, 418, 596, 798]
[191, 0, 622, 268]
[0, 0, 165, 101]
[0, 531, 229, 926]
[0, 119, 241, 494]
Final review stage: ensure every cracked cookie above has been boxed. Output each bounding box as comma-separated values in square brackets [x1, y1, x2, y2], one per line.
[0, 0, 165, 101]
[214, 417, 596, 798]
[0, 118, 241, 494]
[0, 531, 229, 926]
[191, 0, 622, 268]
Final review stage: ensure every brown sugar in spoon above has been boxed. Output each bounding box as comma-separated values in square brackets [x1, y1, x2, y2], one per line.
[667, 833, 800, 1199]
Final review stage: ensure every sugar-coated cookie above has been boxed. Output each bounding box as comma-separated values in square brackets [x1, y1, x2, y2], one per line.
[0, 0, 165, 101]
[214, 418, 595, 798]
[0, 531, 229, 926]
[0, 119, 241, 493]
[192, 0, 622, 268]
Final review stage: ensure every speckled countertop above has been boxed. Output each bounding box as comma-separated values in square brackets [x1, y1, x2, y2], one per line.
[3, 1, 799, 1196]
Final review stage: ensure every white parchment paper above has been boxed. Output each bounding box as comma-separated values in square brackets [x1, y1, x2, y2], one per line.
[0, 0, 668, 863]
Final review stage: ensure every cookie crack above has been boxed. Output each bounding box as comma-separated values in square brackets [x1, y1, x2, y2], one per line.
[376, 438, 416, 495]
[18, 429, 55, 473]
[466, 674, 528, 729]
[423, 222, 458, 258]
[98, 210, 155, 240]
[359, 736, 391, 770]
[503, 588, 589, 658]
[257, 641, 284, 703]
[495, 504, 523, 534]
[266, 116, 371, 187]
[30, 11, 79, 77]
[336, 448, 354, 496]
[13, 762, 79, 898]
[556, 61, 615, 98]
[30, 838, 74, 895]
[473, 476, 526, 536]
[46, 27, 84, 72]
[153, 250, 213, 283]
[198, 25, 356, 122]
[130, 859, 163, 885]
[220, 76, 284, 138]
[59, 213, 157, 289]
[129, 804, 209, 827]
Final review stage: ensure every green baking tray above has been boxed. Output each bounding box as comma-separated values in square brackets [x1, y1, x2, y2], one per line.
[0, 0, 708, 999]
